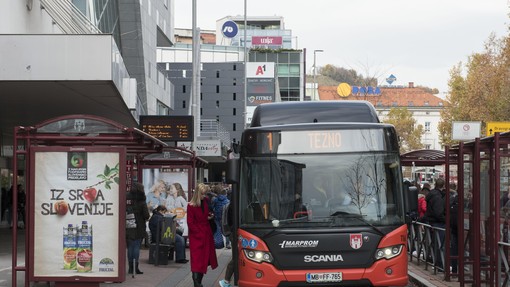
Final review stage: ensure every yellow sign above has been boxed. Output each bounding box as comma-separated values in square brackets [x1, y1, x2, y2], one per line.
[486, 122, 510, 136]
[337, 83, 351, 97]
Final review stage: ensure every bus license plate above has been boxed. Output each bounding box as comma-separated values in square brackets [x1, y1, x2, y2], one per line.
[306, 272, 342, 283]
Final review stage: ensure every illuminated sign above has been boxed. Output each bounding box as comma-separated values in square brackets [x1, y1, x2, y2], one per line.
[246, 129, 385, 155]
[140, 116, 193, 142]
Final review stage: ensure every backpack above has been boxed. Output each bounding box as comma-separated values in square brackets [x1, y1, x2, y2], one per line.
[221, 202, 233, 237]
[126, 204, 137, 229]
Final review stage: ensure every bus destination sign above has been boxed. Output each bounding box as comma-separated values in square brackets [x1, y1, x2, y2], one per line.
[139, 115, 194, 141]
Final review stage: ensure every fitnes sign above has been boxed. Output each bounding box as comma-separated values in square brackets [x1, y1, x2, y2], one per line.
[246, 62, 275, 107]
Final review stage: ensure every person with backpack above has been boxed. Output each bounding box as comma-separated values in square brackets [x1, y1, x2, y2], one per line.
[126, 182, 150, 276]
[212, 185, 230, 249]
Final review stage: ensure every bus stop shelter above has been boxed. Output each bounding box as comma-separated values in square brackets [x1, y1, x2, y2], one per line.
[402, 133, 510, 286]
[10, 114, 170, 287]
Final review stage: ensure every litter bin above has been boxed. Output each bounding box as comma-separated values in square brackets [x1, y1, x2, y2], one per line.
[150, 214, 176, 265]
[149, 244, 170, 265]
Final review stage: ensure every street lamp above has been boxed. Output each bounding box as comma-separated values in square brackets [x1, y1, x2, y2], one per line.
[313, 49, 323, 101]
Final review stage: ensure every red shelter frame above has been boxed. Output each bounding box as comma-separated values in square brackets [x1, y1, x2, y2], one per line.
[11, 115, 168, 287]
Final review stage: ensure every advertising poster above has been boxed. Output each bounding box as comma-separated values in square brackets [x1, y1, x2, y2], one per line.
[32, 148, 122, 278]
[143, 168, 189, 236]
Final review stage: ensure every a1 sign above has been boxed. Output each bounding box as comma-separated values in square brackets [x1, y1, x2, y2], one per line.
[222, 20, 238, 38]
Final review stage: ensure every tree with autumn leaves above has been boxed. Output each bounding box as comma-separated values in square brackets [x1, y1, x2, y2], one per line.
[383, 107, 424, 153]
[439, 33, 510, 146]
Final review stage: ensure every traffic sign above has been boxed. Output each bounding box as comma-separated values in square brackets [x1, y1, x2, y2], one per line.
[486, 121, 510, 136]
[221, 20, 238, 38]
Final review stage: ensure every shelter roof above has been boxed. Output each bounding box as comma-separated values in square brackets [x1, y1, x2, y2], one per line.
[400, 149, 446, 166]
[15, 114, 167, 155]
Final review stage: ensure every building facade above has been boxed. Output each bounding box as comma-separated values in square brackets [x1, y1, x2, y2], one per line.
[0, 0, 175, 182]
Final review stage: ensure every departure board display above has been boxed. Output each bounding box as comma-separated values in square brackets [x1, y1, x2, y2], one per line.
[139, 116, 194, 141]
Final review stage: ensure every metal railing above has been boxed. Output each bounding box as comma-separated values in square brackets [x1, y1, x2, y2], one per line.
[40, 0, 101, 34]
[408, 221, 446, 276]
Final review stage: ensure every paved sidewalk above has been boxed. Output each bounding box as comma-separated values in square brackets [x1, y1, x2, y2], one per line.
[407, 258, 461, 287]
[1, 220, 460, 287]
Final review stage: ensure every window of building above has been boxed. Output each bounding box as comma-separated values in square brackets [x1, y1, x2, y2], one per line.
[182, 100, 186, 109]
[233, 64, 237, 70]
[425, 144, 431, 149]
[157, 100, 169, 115]
[216, 100, 220, 108]
[200, 108, 202, 116]
[277, 65, 289, 76]
[408, 101, 414, 106]
[289, 64, 300, 76]
[392, 102, 398, 107]
[233, 93, 236, 101]
[216, 71, 220, 78]
[424, 101, 429, 106]
[233, 108, 236, 116]
[216, 85, 220, 93]
[182, 85, 186, 93]
[233, 78, 237, 86]
[233, 123, 236, 131]
[425, 122, 431, 132]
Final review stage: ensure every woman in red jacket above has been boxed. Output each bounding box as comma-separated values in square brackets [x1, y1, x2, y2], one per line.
[187, 183, 218, 287]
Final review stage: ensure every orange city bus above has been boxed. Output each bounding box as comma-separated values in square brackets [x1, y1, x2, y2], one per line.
[225, 101, 411, 286]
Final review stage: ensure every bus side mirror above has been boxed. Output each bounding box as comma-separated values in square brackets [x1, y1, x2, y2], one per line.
[226, 158, 239, 184]
[403, 181, 418, 223]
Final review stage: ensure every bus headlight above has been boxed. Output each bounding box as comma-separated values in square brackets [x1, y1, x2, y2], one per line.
[243, 249, 273, 263]
[375, 244, 403, 260]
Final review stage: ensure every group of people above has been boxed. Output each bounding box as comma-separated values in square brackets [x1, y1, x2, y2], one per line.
[415, 177, 459, 273]
[126, 181, 233, 287]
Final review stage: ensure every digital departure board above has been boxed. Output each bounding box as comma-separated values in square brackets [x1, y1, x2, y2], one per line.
[139, 116, 194, 141]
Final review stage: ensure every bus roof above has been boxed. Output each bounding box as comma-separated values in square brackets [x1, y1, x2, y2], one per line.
[250, 101, 380, 127]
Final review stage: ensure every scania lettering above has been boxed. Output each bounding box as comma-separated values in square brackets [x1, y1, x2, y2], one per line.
[226, 101, 411, 286]
[304, 254, 344, 263]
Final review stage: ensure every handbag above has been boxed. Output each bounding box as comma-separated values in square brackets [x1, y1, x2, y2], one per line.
[202, 199, 217, 234]
[209, 217, 217, 234]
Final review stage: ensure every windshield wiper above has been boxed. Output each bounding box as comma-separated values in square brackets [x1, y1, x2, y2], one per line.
[330, 211, 385, 236]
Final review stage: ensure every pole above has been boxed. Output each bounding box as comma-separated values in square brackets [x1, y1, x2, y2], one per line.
[312, 49, 323, 101]
[192, 0, 200, 143]
[243, 0, 248, 128]
[313, 51, 317, 101]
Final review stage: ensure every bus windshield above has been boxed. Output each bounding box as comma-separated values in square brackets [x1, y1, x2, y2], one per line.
[239, 130, 405, 229]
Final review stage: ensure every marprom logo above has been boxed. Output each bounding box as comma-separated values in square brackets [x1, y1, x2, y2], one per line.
[278, 240, 319, 248]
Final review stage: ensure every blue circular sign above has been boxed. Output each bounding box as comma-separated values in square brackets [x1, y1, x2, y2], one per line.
[222, 20, 238, 38]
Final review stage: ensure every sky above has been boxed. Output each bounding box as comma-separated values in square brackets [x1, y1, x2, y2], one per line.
[173, 0, 509, 96]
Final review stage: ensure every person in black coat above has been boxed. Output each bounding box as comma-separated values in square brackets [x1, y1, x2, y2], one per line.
[126, 182, 150, 275]
[423, 178, 446, 269]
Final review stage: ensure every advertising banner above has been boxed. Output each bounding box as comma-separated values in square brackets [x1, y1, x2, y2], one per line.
[31, 147, 124, 280]
[252, 36, 283, 46]
[143, 168, 189, 237]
